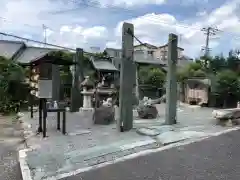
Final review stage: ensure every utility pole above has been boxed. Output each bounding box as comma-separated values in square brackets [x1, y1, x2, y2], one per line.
[179, 34, 182, 47]
[201, 27, 219, 57]
[43, 24, 47, 47]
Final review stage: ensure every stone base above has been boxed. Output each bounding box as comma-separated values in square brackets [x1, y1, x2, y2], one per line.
[93, 106, 115, 125]
[137, 105, 158, 119]
[79, 107, 94, 112]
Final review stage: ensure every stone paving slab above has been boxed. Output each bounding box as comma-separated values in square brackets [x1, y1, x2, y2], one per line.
[26, 137, 161, 180]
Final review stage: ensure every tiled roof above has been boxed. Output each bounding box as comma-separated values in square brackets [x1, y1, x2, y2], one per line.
[16, 47, 55, 64]
[0, 40, 25, 59]
[158, 44, 184, 51]
[134, 43, 158, 49]
[134, 53, 166, 65]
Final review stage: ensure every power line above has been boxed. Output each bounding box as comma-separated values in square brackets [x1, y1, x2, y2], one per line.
[0, 31, 75, 51]
[49, 0, 240, 43]
[0, 31, 110, 58]
[50, 0, 203, 31]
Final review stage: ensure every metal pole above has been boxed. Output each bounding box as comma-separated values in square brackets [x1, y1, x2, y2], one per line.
[62, 111, 66, 135]
[42, 98, 47, 138]
[30, 64, 34, 118]
[38, 98, 43, 133]
[57, 112, 60, 130]
[165, 33, 178, 125]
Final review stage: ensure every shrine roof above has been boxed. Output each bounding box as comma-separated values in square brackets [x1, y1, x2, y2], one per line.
[91, 57, 118, 71]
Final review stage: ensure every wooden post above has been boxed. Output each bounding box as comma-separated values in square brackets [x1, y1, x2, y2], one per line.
[165, 34, 178, 125]
[118, 22, 135, 132]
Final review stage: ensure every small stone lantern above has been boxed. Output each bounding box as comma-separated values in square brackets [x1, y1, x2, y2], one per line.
[79, 76, 94, 112]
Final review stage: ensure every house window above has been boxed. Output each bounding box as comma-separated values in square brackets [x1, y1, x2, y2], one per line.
[114, 51, 119, 57]
[148, 51, 153, 55]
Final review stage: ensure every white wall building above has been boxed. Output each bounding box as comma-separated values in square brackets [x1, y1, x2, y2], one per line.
[105, 42, 192, 70]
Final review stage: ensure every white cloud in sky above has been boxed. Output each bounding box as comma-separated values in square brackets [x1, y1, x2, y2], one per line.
[110, 0, 240, 57]
[0, 0, 240, 56]
[98, 0, 165, 7]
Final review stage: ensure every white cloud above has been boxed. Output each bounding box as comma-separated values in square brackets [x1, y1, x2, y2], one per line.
[0, 0, 240, 57]
[0, 0, 107, 50]
[112, 13, 206, 57]
[196, 11, 207, 17]
[108, 0, 240, 57]
[96, 0, 165, 7]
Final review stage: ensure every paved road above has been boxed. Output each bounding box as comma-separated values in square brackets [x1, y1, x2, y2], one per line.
[0, 142, 23, 180]
[61, 130, 240, 180]
[0, 116, 23, 180]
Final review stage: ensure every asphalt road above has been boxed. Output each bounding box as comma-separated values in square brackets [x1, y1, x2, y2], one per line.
[0, 116, 23, 180]
[0, 142, 23, 180]
[61, 129, 240, 180]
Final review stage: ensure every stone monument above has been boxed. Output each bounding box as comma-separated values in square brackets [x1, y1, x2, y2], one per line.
[92, 77, 117, 125]
[79, 76, 94, 112]
[137, 96, 158, 119]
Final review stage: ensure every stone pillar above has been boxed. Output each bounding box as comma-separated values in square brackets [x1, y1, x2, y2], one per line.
[165, 34, 178, 125]
[118, 22, 135, 132]
[70, 48, 84, 112]
[135, 63, 140, 103]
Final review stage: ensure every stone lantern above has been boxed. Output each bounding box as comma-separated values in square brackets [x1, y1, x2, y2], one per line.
[79, 76, 94, 112]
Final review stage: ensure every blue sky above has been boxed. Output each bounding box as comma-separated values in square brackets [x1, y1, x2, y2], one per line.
[0, 0, 240, 58]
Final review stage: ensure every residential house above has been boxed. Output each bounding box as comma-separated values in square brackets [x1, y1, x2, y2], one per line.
[153, 44, 184, 61]
[105, 42, 192, 71]
[105, 47, 166, 71]
[104, 48, 122, 59]
[134, 43, 158, 59]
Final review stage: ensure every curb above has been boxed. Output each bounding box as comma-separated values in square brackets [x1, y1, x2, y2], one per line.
[19, 148, 33, 180]
[18, 114, 35, 180]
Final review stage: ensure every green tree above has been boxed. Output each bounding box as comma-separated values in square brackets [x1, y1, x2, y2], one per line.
[226, 50, 239, 72]
[215, 69, 240, 107]
[177, 62, 206, 82]
[209, 55, 226, 72]
[139, 66, 165, 89]
[0, 56, 25, 114]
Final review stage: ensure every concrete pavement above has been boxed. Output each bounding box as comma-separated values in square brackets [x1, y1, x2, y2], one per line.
[61, 129, 240, 180]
